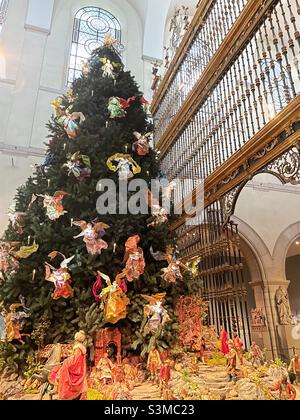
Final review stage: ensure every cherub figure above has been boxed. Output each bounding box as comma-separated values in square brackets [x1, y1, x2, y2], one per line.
[100, 57, 115, 78]
[141, 293, 170, 335]
[39, 191, 68, 221]
[132, 131, 152, 157]
[107, 154, 141, 181]
[5, 296, 31, 345]
[62, 112, 86, 138]
[100, 57, 123, 79]
[150, 246, 186, 284]
[73, 220, 110, 255]
[123, 235, 145, 282]
[146, 191, 169, 227]
[45, 252, 75, 300]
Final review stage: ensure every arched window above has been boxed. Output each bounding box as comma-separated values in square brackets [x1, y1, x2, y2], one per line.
[68, 7, 121, 84]
[0, 0, 9, 33]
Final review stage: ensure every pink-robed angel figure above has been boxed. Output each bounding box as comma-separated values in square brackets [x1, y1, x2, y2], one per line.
[73, 220, 110, 256]
[123, 235, 145, 282]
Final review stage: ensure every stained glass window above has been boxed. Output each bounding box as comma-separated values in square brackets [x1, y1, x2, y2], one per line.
[0, 0, 9, 33]
[68, 7, 121, 84]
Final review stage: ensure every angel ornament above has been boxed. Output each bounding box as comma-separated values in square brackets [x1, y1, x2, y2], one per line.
[39, 191, 68, 221]
[0, 241, 19, 273]
[15, 241, 39, 259]
[151, 246, 185, 284]
[132, 131, 152, 157]
[123, 235, 145, 282]
[107, 154, 141, 181]
[100, 57, 122, 79]
[108, 97, 135, 119]
[62, 152, 91, 181]
[62, 112, 86, 138]
[146, 191, 169, 227]
[96, 272, 130, 324]
[51, 97, 65, 118]
[7, 207, 26, 234]
[45, 252, 75, 300]
[5, 296, 31, 345]
[142, 294, 170, 335]
[148, 204, 169, 228]
[73, 220, 110, 256]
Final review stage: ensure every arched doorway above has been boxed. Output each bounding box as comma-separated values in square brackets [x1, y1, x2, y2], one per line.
[286, 238, 300, 322]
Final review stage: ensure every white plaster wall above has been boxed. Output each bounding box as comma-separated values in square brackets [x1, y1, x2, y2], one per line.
[0, 0, 155, 236]
[235, 173, 300, 256]
[0, 153, 43, 235]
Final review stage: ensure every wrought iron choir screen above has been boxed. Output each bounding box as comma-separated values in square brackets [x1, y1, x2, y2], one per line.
[152, 0, 300, 349]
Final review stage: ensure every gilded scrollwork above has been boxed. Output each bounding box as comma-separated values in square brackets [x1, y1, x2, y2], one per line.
[259, 146, 300, 185]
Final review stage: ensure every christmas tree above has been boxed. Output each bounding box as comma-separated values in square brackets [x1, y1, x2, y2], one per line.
[0, 37, 197, 369]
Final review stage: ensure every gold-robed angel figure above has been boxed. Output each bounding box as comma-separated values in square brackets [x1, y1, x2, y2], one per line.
[45, 252, 75, 300]
[15, 241, 39, 259]
[107, 153, 141, 181]
[38, 191, 68, 221]
[51, 97, 65, 118]
[5, 296, 31, 345]
[72, 220, 110, 256]
[141, 293, 170, 335]
[96, 272, 130, 324]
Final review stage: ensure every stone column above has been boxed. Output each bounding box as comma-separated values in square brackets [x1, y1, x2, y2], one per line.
[248, 278, 278, 359]
[267, 279, 292, 359]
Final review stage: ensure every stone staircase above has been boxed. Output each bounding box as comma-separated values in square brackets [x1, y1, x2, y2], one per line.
[170, 364, 238, 400]
[131, 382, 161, 400]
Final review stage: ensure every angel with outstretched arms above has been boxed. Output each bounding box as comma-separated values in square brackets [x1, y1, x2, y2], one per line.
[150, 246, 190, 284]
[38, 191, 68, 221]
[45, 252, 75, 300]
[141, 293, 170, 335]
[132, 131, 152, 157]
[73, 220, 110, 255]
[5, 296, 31, 345]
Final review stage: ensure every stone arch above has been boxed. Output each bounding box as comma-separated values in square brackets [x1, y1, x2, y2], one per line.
[273, 221, 300, 281]
[231, 215, 279, 358]
[231, 215, 272, 284]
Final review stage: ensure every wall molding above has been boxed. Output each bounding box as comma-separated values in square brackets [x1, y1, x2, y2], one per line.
[39, 85, 64, 95]
[0, 78, 16, 86]
[24, 24, 50, 35]
[142, 55, 162, 64]
[245, 181, 300, 195]
[0, 142, 45, 158]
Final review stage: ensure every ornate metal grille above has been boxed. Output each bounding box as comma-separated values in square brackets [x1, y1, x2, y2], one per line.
[0, 0, 9, 33]
[68, 7, 121, 84]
